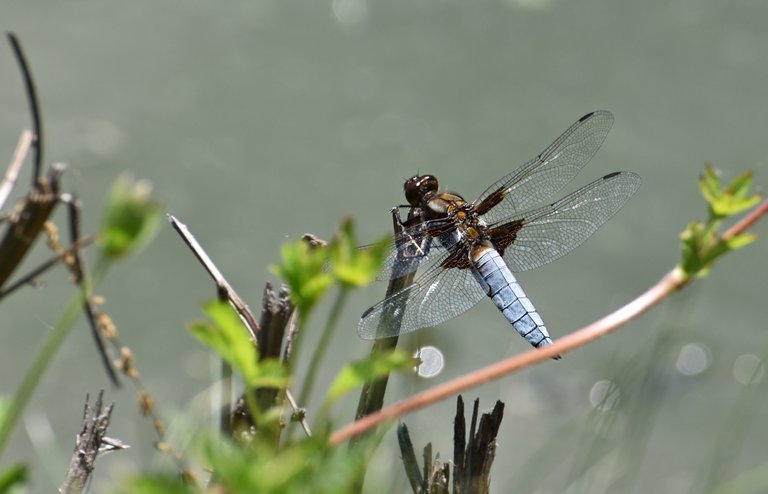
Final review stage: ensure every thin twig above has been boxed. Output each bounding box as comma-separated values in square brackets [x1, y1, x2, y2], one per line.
[330, 196, 768, 445]
[61, 194, 120, 387]
[6, 32, 43, 182]
[0, 234, 95, 300]
[285, 390, 312, 437]
[168, 214, 260, 339]
[0, 130, 34, 210]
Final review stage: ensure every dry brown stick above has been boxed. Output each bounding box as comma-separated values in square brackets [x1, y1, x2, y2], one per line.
[168, 214, 260, 339]
[256, 283, 299, 422]
[329, 197, 768, 445]
[0, 130, 34, 210]
[399, 396, 502, 494]
[168, 214, 308, 439]
[0, 163, 64, 289]
[0, 33, 60, 289]
[353, 207, 421, 429]
[459, 398, 504, 494]
[6, 32, 43, 181]
[396, 424, 422, 492]
[0, 234, 95, 300]
[231, 283, 304, 442]
[60, 194, 121, 386]
[59, 391, 126, 494]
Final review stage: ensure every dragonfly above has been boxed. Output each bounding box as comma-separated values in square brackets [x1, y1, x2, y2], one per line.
[358, 110, 641, 351]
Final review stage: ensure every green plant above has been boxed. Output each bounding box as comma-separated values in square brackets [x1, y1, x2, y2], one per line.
[0, 175, 161, 455]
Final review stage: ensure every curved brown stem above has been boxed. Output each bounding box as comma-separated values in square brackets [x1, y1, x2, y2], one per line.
[330, 269, 684, 445]
[329, 197, 767, 446]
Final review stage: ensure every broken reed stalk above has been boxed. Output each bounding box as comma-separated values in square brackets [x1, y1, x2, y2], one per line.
[0, 130, 34, 210]
[397, 396, 504, 494]
[59, 391, 124, 494]
[168, 215, 308, 441]
[353, 207, 421, 431]
[0, 164, 63, 289]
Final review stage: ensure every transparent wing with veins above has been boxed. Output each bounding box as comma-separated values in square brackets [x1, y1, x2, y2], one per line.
[373, 216, 454, 281]
[358, 241, 486, 339]
[359, 111, 638, 340]
[359, 172, 641, 340]
[491, 171, 642, 272]
[474, 110, 614, 225]
[372, 110, 615, 282]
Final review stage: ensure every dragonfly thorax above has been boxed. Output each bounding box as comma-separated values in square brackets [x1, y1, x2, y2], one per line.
[453, 206, 489, 242]
[428, 198, 491, 247]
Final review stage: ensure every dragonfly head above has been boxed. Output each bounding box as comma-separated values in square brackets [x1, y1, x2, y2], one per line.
[404, 175, 438, 206]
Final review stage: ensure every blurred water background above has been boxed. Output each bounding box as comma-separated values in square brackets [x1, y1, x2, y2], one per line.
[1, 1, 767, 492]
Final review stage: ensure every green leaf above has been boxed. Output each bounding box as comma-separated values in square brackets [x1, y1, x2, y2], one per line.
[251, 358, 290, 389]
[270, 218, 388, 320]
[679, 221, 707, 276]
[724, 170, 754, 200]
[271, 239, 333, 320]
[698, 164, 721, 207]
[122, 428, 381, 493]
[195, 432, 373, 493]
[0, 398, 8, 426]
[679, 223, 759, 278]
[99, 174, 161, 259]
[330, 218, 389, 288]
[681, 166, 762, 277]
[325, 350, 416, 403]
[724, 232, 758, 251]
[699, 166, 761, 219]
[188, 301, 290, 389]
[0, 463, 26, 493]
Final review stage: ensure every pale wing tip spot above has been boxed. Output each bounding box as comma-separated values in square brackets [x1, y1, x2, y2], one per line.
[358, 311, 402, 340]
[358, 320, 396, 340]
[357, 312, 379, 340]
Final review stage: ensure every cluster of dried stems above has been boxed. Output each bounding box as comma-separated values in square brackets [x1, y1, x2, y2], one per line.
[1, 33, 185, 493]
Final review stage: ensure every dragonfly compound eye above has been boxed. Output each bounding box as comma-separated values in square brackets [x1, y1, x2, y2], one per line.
[404, 175, 439, 206]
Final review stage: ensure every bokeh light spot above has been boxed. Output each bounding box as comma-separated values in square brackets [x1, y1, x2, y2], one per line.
[675, 342, 711, 376]
[733, 354, 765, 385]
[332, 0, 368, 26]
[589, 380, 620, 410]
[415, 345, 444, 378]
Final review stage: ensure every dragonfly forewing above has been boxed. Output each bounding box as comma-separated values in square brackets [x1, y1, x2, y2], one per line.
[476, 110, 615, 224]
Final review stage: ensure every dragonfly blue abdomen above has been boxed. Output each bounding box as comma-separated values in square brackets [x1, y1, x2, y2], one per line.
[472, 247, 553, 348]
